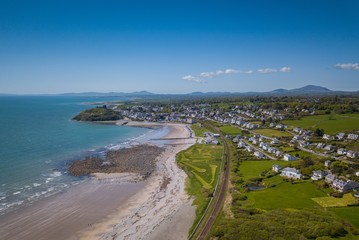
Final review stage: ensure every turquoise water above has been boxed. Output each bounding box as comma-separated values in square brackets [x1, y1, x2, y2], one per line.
[0, 96, 149, 214]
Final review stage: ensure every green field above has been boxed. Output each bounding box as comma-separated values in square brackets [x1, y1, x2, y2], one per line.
[238, 160, 288, 181]
[253, 128, 292, 137]
[176, 143, 223, 230]
[190, 123, 209, 137]
[219, 125, 242, 135]
[312, 193, 358, 207]
[331, 207, 359, 230]
[247, 182, 326, 209]
[282, 113, 359, 134]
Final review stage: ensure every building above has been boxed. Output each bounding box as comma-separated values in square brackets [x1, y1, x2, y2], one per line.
[280, 167, 302, 179]
[325, 173, 337, 183]
[347, 150, 359, 158]
[347, 133, 359, 141]
[271, 138, 279, 145]
[323, 134, 332, 140]
[311, 170, 327, 181]
[254, 151, 264, 159]
[337, 148, 346, 155]
[283, 154, 298, 161]
[335, 132, 346, 140]
[324, 160, 331, 167]
[272, 164, 282, 173]
[332, 180, 359, 193]
[238, 141, 246, 148]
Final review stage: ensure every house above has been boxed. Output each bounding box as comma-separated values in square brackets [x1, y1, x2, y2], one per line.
[253, 139, 260, 145]
[337, 148, 347, 155]
[246, 146, 253, 152]
[323, 134, 332, 140]
[213, 133, 220, 138]
[292, 135, 303, 141]
[275, 124, 285, 130]
[335, 132, 346, 140]
[271, 138, 279, 145]
[254, 151, 264, 159]
[324, 145, 336, 151]
[283, 154, 298, 161]
[332, 180, 359, 193]
[347, 150, 359, 159]
[238, 142, 246, 148]
[317, 143, 326, 149]
[232, 137, 239, 143]
[269, 123, 276, 128]
[280, 167, 302, 179]
[272, 164, 282, 173]
[324, 160, 331, 167]
[275, 150, 283, 157]
[347, 133, 359, 141]
[325, 173, 337, 183]
[311, 170, 327, 180]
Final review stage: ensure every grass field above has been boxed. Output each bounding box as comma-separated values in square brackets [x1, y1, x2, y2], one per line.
[253, 128, 292, 137]
[238, 160, 288, 181]
[176, 143, 223, 229]
[219, 125, 242, 135]
[247, 182, 326, 209]
[330, 207, 359, 230]
[312, 194, 358, 207]
[190, 123, 209, 137]
[282, 113, 359, 134]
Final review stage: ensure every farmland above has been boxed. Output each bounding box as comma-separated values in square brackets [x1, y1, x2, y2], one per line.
[253, 128, 292, 137]
[282, 113, 359, 134]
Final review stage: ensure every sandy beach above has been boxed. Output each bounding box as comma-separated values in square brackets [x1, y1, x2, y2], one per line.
[0, 122, 196, 240]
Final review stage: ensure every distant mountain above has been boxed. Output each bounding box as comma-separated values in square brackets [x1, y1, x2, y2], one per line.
[60, 91, 155, 97]
[2, 85, 358, 98]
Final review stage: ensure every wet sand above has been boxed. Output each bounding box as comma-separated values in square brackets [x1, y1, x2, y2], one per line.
[0, 122, 197, 240]
[0, 181, 145, 240]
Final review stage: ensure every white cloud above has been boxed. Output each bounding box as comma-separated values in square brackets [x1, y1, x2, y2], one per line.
[182, 75, 207, 83]
[257, 68, 277, 74]
[199, 72, 217, 78]
[279, 66, 291, 72]
[335, 63, 359, 71]
[182, 66, 290, 83]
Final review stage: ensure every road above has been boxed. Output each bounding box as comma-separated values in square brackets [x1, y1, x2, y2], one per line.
[196, 135, 230, 240]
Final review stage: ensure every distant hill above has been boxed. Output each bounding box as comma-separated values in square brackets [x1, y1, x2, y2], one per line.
[2, 85, 358, 98]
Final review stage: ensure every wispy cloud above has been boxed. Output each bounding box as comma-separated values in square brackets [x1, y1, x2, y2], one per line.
[181, 75, 207, 83]
[335, 63, 359, 71]
[182, 66, 290, 83]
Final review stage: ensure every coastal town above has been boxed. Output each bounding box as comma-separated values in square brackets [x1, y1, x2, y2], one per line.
[111, 97, 359, 199]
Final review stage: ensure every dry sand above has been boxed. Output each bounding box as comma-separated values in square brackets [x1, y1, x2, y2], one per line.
[78, 123, 196, 240]
[0, 122, 196, 240]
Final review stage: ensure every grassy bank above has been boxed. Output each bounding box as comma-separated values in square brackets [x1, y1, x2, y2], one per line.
[176, 143, 223, 233]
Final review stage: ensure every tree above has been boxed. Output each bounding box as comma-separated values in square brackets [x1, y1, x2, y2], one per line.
[315, 128, 324, 137]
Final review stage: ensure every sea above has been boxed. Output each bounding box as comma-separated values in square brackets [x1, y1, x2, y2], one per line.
[0, 96, 160, 215]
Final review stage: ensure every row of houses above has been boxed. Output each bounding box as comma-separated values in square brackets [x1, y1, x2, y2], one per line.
[323, 133, 359, 141]
[337, 149, 359, 158]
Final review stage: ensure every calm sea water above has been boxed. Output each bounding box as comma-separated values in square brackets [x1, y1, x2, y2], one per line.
[0, 96, 150, 214]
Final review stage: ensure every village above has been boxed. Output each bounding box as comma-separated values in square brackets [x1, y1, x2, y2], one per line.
[114, 99, 359, 196]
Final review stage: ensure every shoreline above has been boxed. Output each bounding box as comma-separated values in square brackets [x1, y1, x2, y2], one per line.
[0, 122, 196, 240]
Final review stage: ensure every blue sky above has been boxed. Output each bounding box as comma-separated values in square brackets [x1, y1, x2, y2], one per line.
[0, 0, 358, 94]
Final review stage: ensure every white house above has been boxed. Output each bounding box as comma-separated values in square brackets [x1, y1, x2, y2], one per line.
[337, 148, 347, 155]
[347, 133, 359, 141]
[323, 134, 332, 140]
[271, 138, 279, 145]
[311, 170, 327, 181]
[254, 151, 264, 159]
[335, 132, 346, 140]
[280, 167, 302, 179]
[317, 143, 325, 149]
[246, 146, 253, 152]
[347, 150, 359, 159]
[332, 180, 359, 193]
[272, 164, 282, 173]
[283, 154, 298, 161]
[324, 160, 331, 167]
[325, 173, 337, 183]
[238, 142, 246, 148]
[324, 145, 336, 151]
